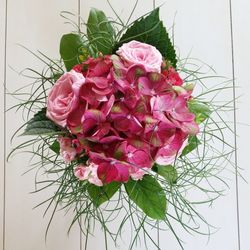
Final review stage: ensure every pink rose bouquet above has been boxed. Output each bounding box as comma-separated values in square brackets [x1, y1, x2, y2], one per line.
[10, 6, 233, 250]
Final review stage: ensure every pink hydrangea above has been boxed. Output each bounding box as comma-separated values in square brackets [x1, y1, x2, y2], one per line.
[155, 131, 188, 165]
[49, 41, 199, 185]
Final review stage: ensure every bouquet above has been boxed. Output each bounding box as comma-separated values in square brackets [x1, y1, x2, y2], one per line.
[10, 5, 233, 250]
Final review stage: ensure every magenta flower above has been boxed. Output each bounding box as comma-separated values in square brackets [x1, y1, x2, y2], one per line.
[79, 82, 107, 107]
[78, 55, 114, 107]
[117, 140, 153, 167]
[111, 140, 154, 181]
[163, 67, 183, 86]
[110, 102, 143, 135]
[67, 102, 87, 134]
[155, 130, 187, 165]
[83, 55, 113, 77]
[144, 115, 176, 147]
[89, 152, 130, 184]
[81, 109, 110, 141]
[172, 83, 194, 99]
[151, 95, 199, 135]
[113, 64, 146, 100]
[138, 72, 171, 96]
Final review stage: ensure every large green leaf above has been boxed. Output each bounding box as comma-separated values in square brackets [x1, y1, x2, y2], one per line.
[181, 136, 201, 156]
[188, 100, 212, 124]
[125, 175, 166, 220]
[60, 33, 85, 71]
[87, 8, 115, 55]
[23, 108, 61, 136]
[114, 8, 177, 67]
[87, 182, 121, 207]
[153, 164, 178, 185]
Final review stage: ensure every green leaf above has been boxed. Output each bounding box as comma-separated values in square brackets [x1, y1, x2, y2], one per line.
[23, 108, 61, 136]
[87, 8, 115, 55]
[153, 164, 178, 185]
[60, 33, 86, 71]
[125, 175, 166, 220]
[49, 140, 60, 154]
[181, 136, 201, 156]
[115, 8, 177, 67]
[188, 100, 212, 124]
[87, 182, 121, 207]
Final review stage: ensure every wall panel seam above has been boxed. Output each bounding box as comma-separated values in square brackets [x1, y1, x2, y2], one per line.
[2, 0, 8, 249]
[78, 0, 82, 248]
[228, 0, 241, 249]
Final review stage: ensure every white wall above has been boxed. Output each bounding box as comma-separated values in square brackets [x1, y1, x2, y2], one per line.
[1, 0, 249, 249]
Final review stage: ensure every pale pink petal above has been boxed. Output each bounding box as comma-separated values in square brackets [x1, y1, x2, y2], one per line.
[130, 168, 147, 181]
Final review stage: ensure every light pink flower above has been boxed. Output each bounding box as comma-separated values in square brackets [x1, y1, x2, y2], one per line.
[58, 137, 77, 163]
[74, 163, 103, 186]
[61, 148, 77, 163]
[130, 168, 148, 181]
[46, 70, 85, 127]
[117, 40, 163, 73]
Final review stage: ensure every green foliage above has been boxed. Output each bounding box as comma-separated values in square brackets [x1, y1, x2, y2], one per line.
[60, 33, 86, 71]
[153, 164, 178, 185]
[49, 140, 60, 154]
[23, 108, 61, 136]
[181, 136, 201, 156]
[115, 8, 177, 67]
[188, 100, 212, 124]
[87, 8, 115, 55]
[87, 182, 121, 207]
[125, 175, 166, 220]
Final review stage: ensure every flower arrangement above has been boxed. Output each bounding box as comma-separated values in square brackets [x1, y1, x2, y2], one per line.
[10, 5, 233, 250]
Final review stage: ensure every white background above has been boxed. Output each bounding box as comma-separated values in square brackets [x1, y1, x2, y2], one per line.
[1, 0, 250, 249]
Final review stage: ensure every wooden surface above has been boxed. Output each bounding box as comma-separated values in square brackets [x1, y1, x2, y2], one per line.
[1, 0, 249, 249]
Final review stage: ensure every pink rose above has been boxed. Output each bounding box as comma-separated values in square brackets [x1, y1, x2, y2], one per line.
[46, 70, 85, 127]
[117, 40, 163, 73]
